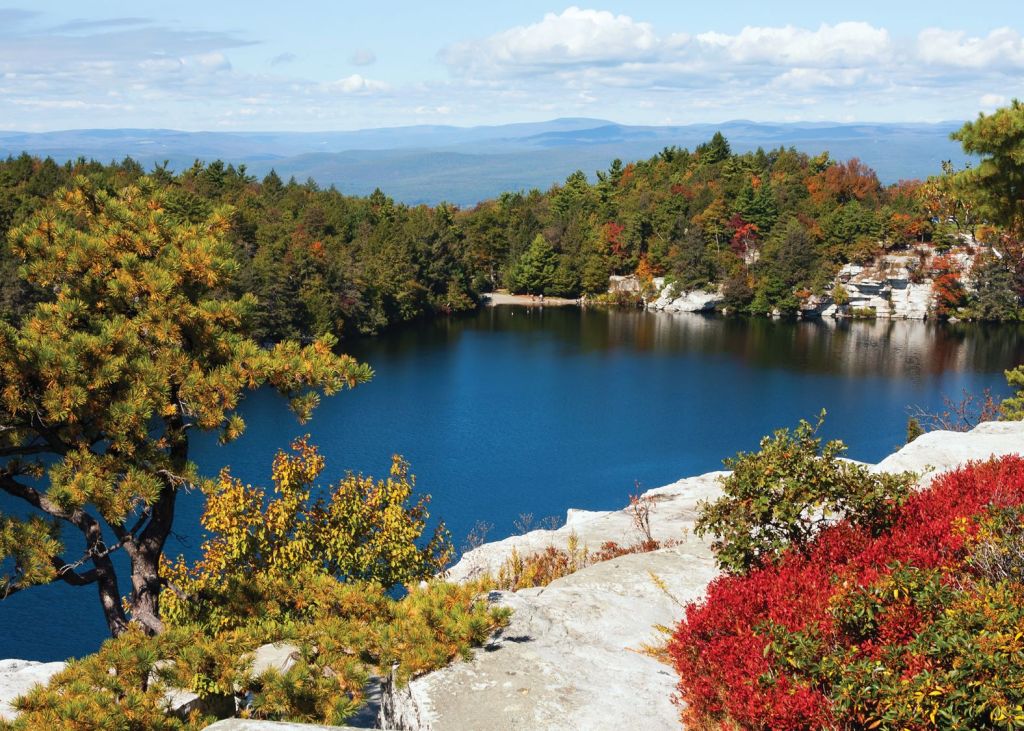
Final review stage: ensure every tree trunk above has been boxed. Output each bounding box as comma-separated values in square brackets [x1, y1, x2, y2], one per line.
[95, 552, 130, 637]
[125, 425, 186, 636]
[125, 479, 178, 635]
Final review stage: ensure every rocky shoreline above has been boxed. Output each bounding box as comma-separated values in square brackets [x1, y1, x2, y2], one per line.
[646, 247, 958, 320]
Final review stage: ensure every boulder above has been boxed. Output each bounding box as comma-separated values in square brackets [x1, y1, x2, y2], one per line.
[647, 283, 723, 313]
[0, 660, 65, 720]
[249, 642, 302, 677]
[165, 687, 236, 721]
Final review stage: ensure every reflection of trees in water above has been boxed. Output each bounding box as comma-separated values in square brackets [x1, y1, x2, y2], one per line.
[353, 306, 1024, 381]
[649, 314, 1024, 378]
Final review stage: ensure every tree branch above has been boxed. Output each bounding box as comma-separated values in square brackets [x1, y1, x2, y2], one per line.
[50, 556, 99, 586]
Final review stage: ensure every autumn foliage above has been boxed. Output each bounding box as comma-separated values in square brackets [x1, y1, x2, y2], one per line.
[670, 456, 1024, 730]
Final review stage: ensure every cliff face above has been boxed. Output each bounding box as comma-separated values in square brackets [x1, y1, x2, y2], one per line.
[382, 421, 1024, 731]
[814, 259, 937, 320]
[646, 248, 973, 320]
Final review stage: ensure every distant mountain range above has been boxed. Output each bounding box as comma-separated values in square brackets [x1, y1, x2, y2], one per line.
[0, 119, 971, 206]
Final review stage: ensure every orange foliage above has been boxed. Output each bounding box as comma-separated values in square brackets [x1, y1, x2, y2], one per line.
[807, 158, 881, 206]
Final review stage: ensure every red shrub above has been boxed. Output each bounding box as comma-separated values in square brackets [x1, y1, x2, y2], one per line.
[669, 456, 1024, 730]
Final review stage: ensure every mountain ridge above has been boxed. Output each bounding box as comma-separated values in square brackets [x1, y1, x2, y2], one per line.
[0, 119, 971, 206]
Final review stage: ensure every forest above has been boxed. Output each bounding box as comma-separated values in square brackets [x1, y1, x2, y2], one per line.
[2, 106, 1021, 341]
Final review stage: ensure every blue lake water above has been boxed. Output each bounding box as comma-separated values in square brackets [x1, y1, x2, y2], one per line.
[3, 306, 1024, 661]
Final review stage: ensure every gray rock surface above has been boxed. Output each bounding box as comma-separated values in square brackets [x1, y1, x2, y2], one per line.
[0, 659, 66, 720]
[249, 642, 302, 677]
[203, 721, 360, 730]
[648, 285, 723, 313]
[873, 421, 1024, 477]
[385, 421, 1024, 730]
[447, 471, 724, 584]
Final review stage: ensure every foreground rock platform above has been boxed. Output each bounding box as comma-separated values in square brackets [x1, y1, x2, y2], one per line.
[203, 721, 362, 730]
[0, 660, 66, 721]
[384, 421, 1024, 730]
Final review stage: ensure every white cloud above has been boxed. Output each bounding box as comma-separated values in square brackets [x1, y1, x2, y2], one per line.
[326, 74, 388, 93]
[917, 27, 1024, 69]
[191, 52, 231, 71]
[1, 6, 1022, 131]
[773, 67, 868, 90]
[270, 52, 297, 66]
[442, 7, 659, 74]
[696, 22, 892, 67]
[980, 93, 1009, 109]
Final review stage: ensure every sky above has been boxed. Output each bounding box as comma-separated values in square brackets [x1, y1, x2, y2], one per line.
[1, 1, 1023, 131]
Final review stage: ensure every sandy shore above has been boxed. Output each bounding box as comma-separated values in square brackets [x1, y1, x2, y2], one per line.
[481, 292, 581, 307]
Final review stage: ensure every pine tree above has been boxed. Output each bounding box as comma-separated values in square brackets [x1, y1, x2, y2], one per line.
[511, 235, 559, 294]
[0, 177, 371, 637]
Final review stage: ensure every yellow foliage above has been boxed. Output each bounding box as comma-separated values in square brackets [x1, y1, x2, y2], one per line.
[161, 437, 451, 631]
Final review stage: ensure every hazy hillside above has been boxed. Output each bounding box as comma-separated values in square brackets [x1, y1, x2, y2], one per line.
[0, 120, 970, 206]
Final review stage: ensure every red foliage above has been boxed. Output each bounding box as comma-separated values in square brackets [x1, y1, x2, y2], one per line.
[669, 456, 1024, 730]
[671, 183, 696, 200]
[930, 254, 966, 316]
[728, 214, 760, 255]
[602, 222, 626, 258]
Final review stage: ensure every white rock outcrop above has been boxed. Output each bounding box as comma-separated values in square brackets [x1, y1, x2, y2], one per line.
[203, 721, 361, 730]
[829, 261, 935, 320]
[382, 421, 1024, 730]
[648, 285, 723, 313]
[0, 660, 66, 720]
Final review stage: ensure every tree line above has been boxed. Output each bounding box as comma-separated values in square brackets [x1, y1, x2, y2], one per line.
[2, 109, 1021, 340]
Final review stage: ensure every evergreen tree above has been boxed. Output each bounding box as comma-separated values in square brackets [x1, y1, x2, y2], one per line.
[509, 234, 559, 294]
[971, 253, 1021, 321]
[699, 132, 732, 165]
[953, 100, 1024, 235]
[0, 177, 371, 637]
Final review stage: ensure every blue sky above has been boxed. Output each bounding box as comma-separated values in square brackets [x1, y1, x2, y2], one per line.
[2, 1, 1023, 130]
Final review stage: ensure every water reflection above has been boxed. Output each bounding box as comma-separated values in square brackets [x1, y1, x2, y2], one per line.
[436, 307, 1024, 379]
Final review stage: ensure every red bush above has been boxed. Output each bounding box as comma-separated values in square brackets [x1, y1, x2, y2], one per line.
[669, 456, 1024, 730]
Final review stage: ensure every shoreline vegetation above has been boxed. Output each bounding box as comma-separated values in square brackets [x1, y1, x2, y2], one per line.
[1, 103, 1022, 340]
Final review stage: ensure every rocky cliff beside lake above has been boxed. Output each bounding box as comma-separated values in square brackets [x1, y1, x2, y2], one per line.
[645, 246, 975, 320]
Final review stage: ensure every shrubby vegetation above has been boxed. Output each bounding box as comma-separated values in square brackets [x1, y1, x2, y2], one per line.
[695, 412, 916, 574]
[675, 444, 1024, 729]
[1, 440, 507, 729]
[493, 493, 671, 591]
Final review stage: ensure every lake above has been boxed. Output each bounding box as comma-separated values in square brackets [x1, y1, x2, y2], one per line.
[3, 306, 1024, 661]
